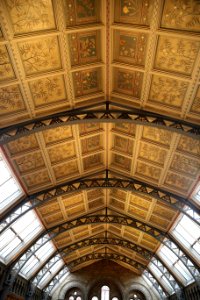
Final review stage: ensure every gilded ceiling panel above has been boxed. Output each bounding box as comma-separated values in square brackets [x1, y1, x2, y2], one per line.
[135, 161, 162, 182]
[0, 27, 3, 38]
[109, 198, 125, 210]
[129, 195, 151, 210]
[5, 0, 56, 35]
[161, 0, 200, 32]
[53, 160, 79, 180]
[110, 189, 127, 201]
[113, 123, 136, 136]
[190, 85, 200, 116]
[152, 203, 177, 221]
[42, 126, 73, 145]
[13, 151, 45, 174]
[44, 212, 65, 226]
[169, 153, 200, 177]
[111, 153, 132, 173]
[148, 75, 188, 108]
[87, 189, 104, 201]
[113, 30, 148, 66]
[113, 67, 143, 98]
[114, 0, 151, 26]
[177, 135, 200, 156]
[164, 172, 194, 192]
[83, 153, 104, 171]
[149, 214, 170, 230]
[69, 30, 101, 66]
[29, 75, 68, 108]
[23, 169, 51, 189]
[79, 122, 101, 135]
[18, 36, 62, 75]
[142, 127, 173, 147]
[141, 234, 159, 251]
[64, 0, 100, 26]
[127, 205, 148, 220]
[154, 36, 200, 75]
[138, 142, 168, 166]
[73, 67, 102, 97]
[88, 198, 104, 210]
[6, 134, 39, 155]
[113, 134, 134, 155]
[81, 134, 103, 154]
[0, 45, 15, 82]
[48, 141, 76, 164]
[0, 84, 26, 116]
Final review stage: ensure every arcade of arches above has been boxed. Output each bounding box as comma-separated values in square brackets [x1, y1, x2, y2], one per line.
[0, 0, 200, 300]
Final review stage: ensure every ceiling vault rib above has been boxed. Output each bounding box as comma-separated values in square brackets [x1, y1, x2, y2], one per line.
[8, 214, 200, 284]
[29, 237, 183, 291]
[1, 172, 199, 235]
[0, 103, 199, 144]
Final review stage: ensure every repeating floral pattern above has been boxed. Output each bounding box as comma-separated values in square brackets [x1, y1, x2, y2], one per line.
[5, 0, 55, 34]
[0, 45, 15, 81]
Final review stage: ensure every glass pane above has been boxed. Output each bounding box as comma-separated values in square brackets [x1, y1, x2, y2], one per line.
[101, 286, 109, 300]
[39, 259, 64, 288]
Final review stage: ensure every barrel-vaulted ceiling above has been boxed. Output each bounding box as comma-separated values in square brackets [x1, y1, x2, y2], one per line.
[0, 0, 200, 277]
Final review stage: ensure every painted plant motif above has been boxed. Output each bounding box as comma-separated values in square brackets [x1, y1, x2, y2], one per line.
[155, 36, 200, 75]
[29, 75, 66, 107]
[73, 69, 101, 97]
[113, 153, 131, 171]
[177, 136, 200, 156]
[18, 37, 61, 75]
[77, 0, 96, 18]
[139, 143, 167, 165]
[136, 161, 161, 181]
[70, 31, 99, 65]
[5, 0, 55, 34]
[162, 0, 200, 32]
[0, 45, 15, 82]
[0, 85, 25, 114]
[114, 69, 143, 98]
[142, 127, 172, 146]
[165, 172, 193, 192]
[149, 75, 188, 107]
[121, 0, 140, 16]
[116, 32, 147, 66]
[170, 154, 200, 177]
[115, 0, 150, 25]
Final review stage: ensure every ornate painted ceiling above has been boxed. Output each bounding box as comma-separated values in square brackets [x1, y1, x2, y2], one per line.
[0, 0, 200, 275]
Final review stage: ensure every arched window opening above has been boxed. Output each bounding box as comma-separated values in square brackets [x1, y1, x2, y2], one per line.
[65, 287, 83, 300]
[112, 298, 119, 300]
[129, 290, 146, 300]
[92, 297, 98, 300]
[101, 286, 110, 300]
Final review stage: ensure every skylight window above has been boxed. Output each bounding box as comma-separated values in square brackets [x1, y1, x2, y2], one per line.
[158, 245, 193, 285]
[149, 263, 174, 295]
[0, 210, 42, 263]
[38, 257, 64, 289]
[0, 152, 23, 211]
[172, 215, 200, 261]
[19, 240, 55, 279]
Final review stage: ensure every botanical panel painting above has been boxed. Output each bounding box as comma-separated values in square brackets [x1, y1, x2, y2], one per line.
[0, 85, 25, 115]
[149, 75, 188, 108]
[18, 37, 62, 75]
[73, 68, 101, 97]
[0, 45, 15, 82]
[114, 0, 151, 25]
[114, 68, 143, 98]
[65, 0, 99, 26]
[142, 127, 172, 146]
[69, 31, 100, 66]
[5, 0, 56, 34]
[113, 31, 147, 66]
[29, 75, 67, 108]
[161, 0, 200, 32]
[155, 36, 200, 75]
[170, 153, 200, 177]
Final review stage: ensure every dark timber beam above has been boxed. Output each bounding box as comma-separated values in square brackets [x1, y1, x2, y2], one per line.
[30, 237, 182, 294]
[0, 103, 199, 144]
[9, 214, 200, 283]
[1, 172, 200, 234]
